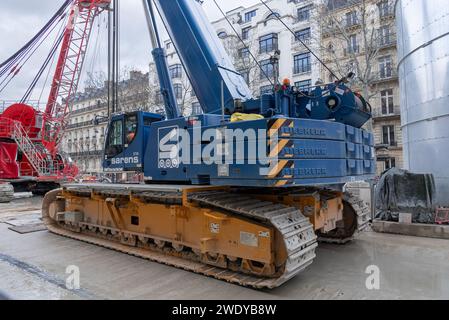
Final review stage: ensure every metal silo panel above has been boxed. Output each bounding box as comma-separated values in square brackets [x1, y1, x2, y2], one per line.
[396, 0, 449, 205]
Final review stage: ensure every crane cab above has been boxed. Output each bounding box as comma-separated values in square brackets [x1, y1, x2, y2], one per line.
[103, 111, 163, 173]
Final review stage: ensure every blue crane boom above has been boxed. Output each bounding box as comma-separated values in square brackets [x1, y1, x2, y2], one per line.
[143, 0, 180, 119]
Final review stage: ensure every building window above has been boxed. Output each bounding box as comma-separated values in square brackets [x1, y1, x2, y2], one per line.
[260, 85, 273, 96]
[382, 157, 396, 170]
[293, 53, 311, 74]
[191, 102, 202, 115]
[381, 89, 394, 114]
[244, 10, 257, 23]
[297, 6, 311, 22]
[173, 84, 183, 100]
[382, 125, 396, 146]
[379, 55, 393, 78]
[346, 34, 359, 54]
[378, 25, 393, 46]
[260, 59, 278, 80]
[239, 47, 250, 59]
[378, 157, 396, 171]
[378, 0, 392, 18]
[238, 69, 250, 84]
[155, 91, 163, 104]
[166, 42, 171, 49]
[347, 60, 357, 77]
[169, 64, 182, 79]
[346, 11, 358, 27]
[242, 27, 250, 40]
[295, 79, 312, 92]
[259, 33, 278, 53]
[294, 28, 311, 43]
[217, 31, 227, 39]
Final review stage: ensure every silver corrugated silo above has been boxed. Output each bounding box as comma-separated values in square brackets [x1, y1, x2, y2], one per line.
[396, 0, 449, 206]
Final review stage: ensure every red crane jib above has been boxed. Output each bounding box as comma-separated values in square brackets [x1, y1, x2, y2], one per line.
[43, 0, 111, 155]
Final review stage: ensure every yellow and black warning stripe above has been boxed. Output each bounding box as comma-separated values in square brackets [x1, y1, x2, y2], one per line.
[267, 118, 294, 139]
[266, 119, 297, 186]
[267, 159, 294, 179]
[268, 139, 294, 158]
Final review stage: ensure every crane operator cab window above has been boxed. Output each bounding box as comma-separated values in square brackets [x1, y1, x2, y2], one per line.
[125, 115, 138, 145]
[105, 119, 123, 159]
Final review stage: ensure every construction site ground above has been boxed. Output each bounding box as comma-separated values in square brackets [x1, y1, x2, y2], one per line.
[0, 195, 448, 300]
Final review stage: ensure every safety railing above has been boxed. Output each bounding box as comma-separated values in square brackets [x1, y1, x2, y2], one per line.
[10, 120, 48, 176]
[0, 117, 59, 177]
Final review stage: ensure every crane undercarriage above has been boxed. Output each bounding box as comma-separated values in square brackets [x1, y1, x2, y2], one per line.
[42, 183, 369, 289]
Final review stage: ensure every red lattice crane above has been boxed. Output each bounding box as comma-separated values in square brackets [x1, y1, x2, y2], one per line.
[0, 0, 110, 194]
[43, 0, 111, 154]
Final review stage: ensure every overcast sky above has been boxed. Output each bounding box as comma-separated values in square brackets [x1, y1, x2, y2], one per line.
[0, 0, 260, 103]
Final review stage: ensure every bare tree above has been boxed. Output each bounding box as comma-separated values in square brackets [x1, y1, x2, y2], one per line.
[84, 71, 107, 89]
[224, 33, 268, 97]
[81, 66, 156, 113]
[318, 0, 396, 102]
[148, 62, 195, 117]
[118, 69, 154, 112]
[177, 76, 192, 116]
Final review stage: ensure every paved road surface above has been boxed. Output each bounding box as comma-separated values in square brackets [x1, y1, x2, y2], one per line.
[0, 196, 448, 300]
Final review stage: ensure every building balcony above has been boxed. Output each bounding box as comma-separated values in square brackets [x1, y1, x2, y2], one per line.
[67, 117, 109, 130]
[71, 102, 107, 115]
[321, 25, 339, 38]
[375, 141, 401, 150]
[379, 7, 395, 20]
[345, 20, 361, 30]
[372, 105, 401, 121]
[344, 45, 360, 56]
[67, 120, 96, 129]
[288, 0, 313, 5]
[372, 69, 398, 84]
[378, 34, 397, 49]
[291, 37, 311, 49]
[69, 150, 103, 157]
[326, 0, 361, 12]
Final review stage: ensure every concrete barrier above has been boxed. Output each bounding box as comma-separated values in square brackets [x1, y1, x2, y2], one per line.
[373, 220, 449, 240]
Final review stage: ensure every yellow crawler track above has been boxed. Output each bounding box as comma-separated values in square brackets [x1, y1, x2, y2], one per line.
[42, 185, 318, 289]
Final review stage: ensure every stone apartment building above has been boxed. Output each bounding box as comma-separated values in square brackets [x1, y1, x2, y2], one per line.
[320, 0, 401, 174]
[63, 70, 151, 174]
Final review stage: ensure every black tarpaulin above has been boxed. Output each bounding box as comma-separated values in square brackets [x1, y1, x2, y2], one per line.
[375, 168, 436, 223]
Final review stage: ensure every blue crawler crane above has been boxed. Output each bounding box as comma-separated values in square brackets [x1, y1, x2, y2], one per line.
[43, 0, 375, 289]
